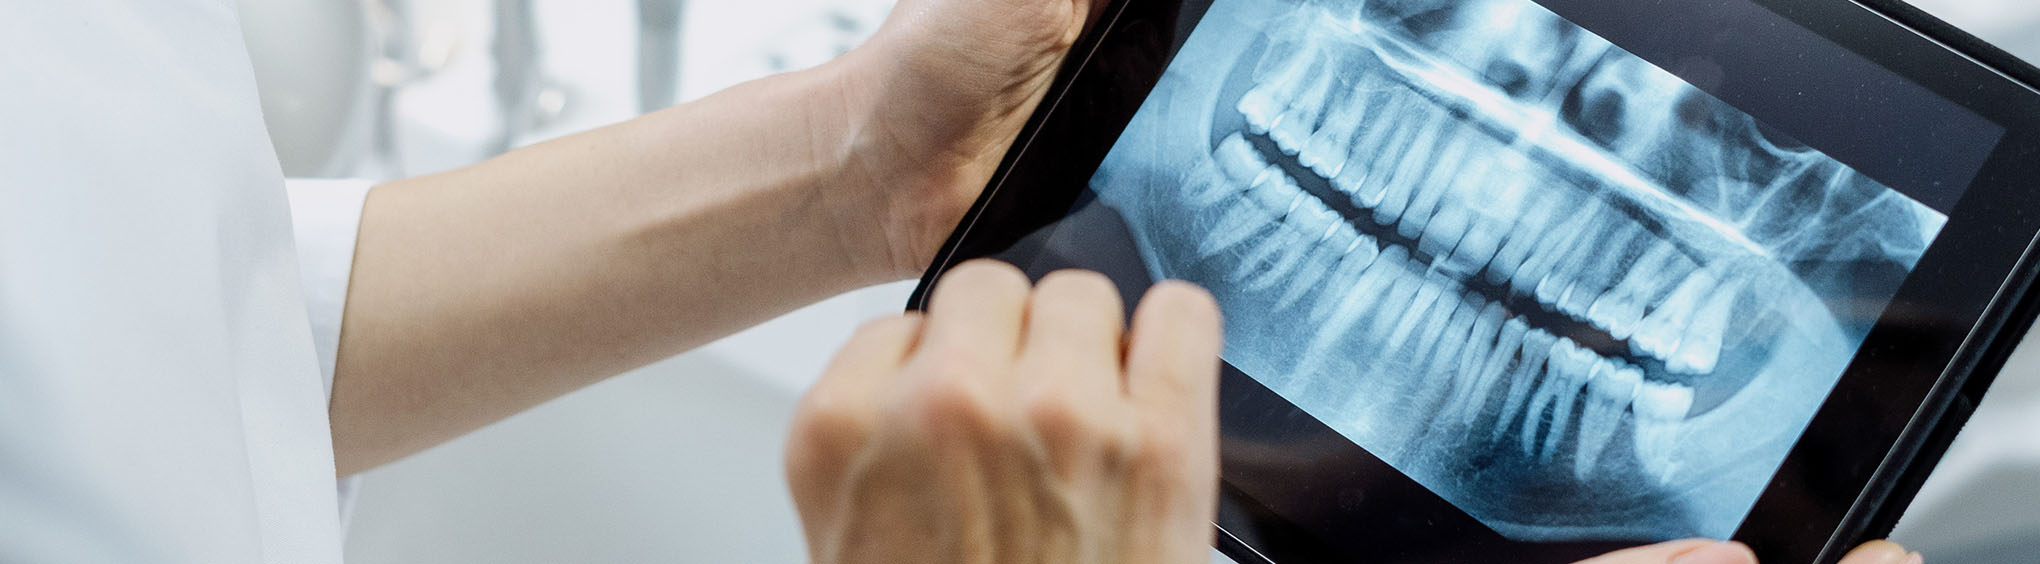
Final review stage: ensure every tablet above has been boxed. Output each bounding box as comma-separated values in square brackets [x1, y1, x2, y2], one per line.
[905, 0, 2040, 562]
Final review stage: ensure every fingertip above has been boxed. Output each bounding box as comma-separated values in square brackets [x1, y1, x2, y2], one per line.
[1837, 540, 1914, 564]
[1668, 541, 1756, 564]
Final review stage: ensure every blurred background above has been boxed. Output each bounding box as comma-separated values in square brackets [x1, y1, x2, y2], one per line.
[231, 0, 2040, 562]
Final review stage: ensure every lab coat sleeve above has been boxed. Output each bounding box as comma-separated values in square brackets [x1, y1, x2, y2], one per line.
[283, 178, 374, 529]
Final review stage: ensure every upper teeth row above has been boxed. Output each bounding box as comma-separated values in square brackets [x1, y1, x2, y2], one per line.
[1216, 46, 1746, 376]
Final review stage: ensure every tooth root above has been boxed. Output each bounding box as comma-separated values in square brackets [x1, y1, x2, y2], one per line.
[1248, 207, 1340, 291]
[1301, 91, 1372, 176]
[1670, 276, 1741, 374]
[1310, 244, 1405, 330]
[1574, 363, 1642, 481]
[1442, 300, 1506, 418]
[1396, 131, 1476, 241]
[1370, 112, 1451, 226]
[1275, 228, 1357, 309]
[1523, 339, 1592, 459]
[1491, 329, 1558, 444]
[1270, 73, 1339, 154]
[1631, 268, 1717, 360]
[1560, 224, 1643, 318]
[1632, 380, 1695, 485]
[1518, 200, 1604, 301]
[1307, 240, 1390, 324]
[1421, 293, 1480, 382]
[1196, 202, 1273, 257]
[1379, 272, 1448, 356]
[1340, 95, 1422, 206]
[1451, 313, 1526, 426]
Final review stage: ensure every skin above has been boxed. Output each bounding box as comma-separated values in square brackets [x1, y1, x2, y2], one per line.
[321, 0, 1927, 561]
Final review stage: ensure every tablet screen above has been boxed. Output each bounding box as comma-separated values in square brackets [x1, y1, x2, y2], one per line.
[1070, 0, 1955, 545]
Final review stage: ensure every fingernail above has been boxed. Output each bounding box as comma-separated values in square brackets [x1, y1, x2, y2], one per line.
[1905, 552, 1924, 564]
[1671, 541, 1758, 564]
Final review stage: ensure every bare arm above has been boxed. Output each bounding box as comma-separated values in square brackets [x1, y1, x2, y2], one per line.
[328, 0, 1095, 474]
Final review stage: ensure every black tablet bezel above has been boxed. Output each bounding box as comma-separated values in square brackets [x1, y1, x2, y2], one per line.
[904, 0, 2040, 562]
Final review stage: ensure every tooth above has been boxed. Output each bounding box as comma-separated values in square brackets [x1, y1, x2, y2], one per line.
[1441, 177, 1521, 276]
[1231, 191, 1311, 281]
[1195, 165, 1288, 256]
[1523, 338, 1594, 459]
[1632, 380, 1695, 485]
[1439, 295, 1502, 413]
[1586, 239, 1675, 338]
[1275, 225, 1360, 309]
[1180, 160, 1236, 208]
[1343, 104, 1424, 209]
[1533, 214, 1607, 308]
[1452, 314, 1528, 426]
[1630, 268, 1717, 360]
[1214, 133, 1268, 184]
[1309, 244, 1406, 331]
[1270, 71, 1340, 155]
[1669, 276, 1741, 375]
[1519, 199, 1606, 302]
[1561, 223, 1643, 319]
[1301, 90, 1374, 177]
[1248, 205, 1341, 291]
[1396, 130, 1477, 241]
[1370, 111, 1452, 226]
[1633, 380, 1694, 420]
[1420, 292, 1480, 380]
[1377, 270, 1450, 358]
[1573, 362, 1641, 481]
[1238, 47, 1320, 133]
[1484, 189, 1560, 286]
[1491, 328, 1558, 444]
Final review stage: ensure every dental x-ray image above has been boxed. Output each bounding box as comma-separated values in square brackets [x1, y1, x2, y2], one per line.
[1084, 0, 1949, 543]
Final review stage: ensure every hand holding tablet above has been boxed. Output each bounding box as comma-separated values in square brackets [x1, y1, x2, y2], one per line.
[906, 0, 2040, 561]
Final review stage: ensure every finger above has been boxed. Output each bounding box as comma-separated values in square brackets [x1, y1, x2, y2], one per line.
[1837, 540, 1919, 564]
[1021, 270, 1127, 397]
[1571, 540, 1752, 564]
[1124, 281, 1222, 410]
[918, 259, 1033, 368]
[787, 314, 925, 499]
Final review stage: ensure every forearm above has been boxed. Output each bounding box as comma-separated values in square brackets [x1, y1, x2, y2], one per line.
[328, 61, 898, 475]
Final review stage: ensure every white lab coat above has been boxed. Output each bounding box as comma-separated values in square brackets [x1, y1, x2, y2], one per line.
[1, 2, 366, 562]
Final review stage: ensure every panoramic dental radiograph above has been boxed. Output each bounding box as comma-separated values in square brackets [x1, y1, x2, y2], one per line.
[1085, 0, 1947, 543]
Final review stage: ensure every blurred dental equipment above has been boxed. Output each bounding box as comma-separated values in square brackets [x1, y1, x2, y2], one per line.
[638, 0, 686, 112]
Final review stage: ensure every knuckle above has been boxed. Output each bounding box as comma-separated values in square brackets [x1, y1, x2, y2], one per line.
[785, 397, 873, 480]
[907, 369, 1000, 437]
[1037, 270, 1121, 304]
[1024, 392, 1097, 450]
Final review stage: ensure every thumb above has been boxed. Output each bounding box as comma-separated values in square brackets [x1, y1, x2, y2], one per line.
[1573, 540, 1757, 564]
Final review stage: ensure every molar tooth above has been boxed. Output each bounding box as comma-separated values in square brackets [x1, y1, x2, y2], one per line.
[1396, 131, 1477, 241]
[1269, 72, 1339, 154]
[1231, 191, 1311, 282]
[1520, 199, 1606, 302]
[1669, 276, 1742, 375]
[1524, 338, 1594, 459]
[1238, 47, 1320, 133]
[1491, 329, 1558, 444]
[1249, 206, 1341, 291]
[1537, 213, 1617, 312]
[1393, 289, 1474, 414]
[1438, 297, 1501, 414]
[1180, 161, 1237, 208]
[1275, 226, 1359, 309]
[1301, 90, 1374, 176]
[1450, 311, 1524, 426]
[1485, 188, 1559, 286]
[1560, 223, 1643, 319]
[1573, 362, 1641, 481]
[1215, 133, 1268, 183]
[1378, 271, 1450, 359]
[1309, 245, 1406, 331]
[1632, 380, 1695, 485]
[1630, 268, 1717, 360]
[1370, 112, 1452, 226]
[1586, 242, 1676, 339]
[1423, 204, 1474, 273]
[1338, 93, 1420, 206]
